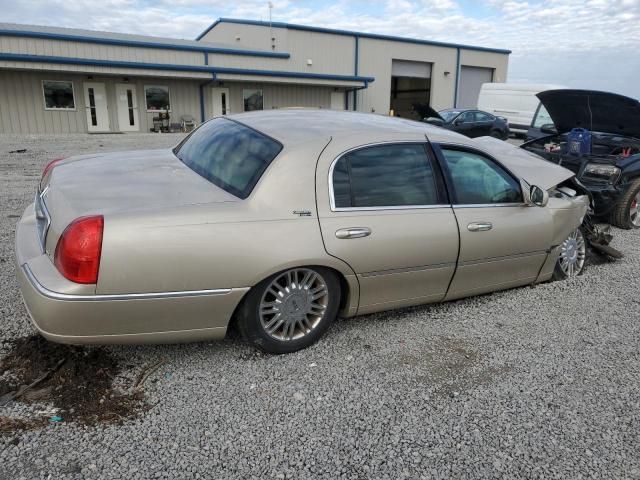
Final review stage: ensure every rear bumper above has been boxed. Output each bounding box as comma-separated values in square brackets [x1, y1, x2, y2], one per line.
[15, 202, 248, 344]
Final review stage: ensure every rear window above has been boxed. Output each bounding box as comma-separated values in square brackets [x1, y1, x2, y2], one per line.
[174, 118, 282, 199]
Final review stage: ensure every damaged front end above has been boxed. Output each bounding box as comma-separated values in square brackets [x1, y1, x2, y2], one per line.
[552, 177, 623, 260]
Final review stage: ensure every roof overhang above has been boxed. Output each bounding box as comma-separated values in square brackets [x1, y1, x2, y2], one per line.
[0, 53, 374, 87]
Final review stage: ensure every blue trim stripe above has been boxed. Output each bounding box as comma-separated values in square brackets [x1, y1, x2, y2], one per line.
[0, 52, 375, 84]
[198, 18, 512, 55]
[0, 28, 290, 59]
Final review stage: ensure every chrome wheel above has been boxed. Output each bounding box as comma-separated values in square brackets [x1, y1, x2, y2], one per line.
[259, 268, 329, 341]
[630, 192, 640, 227]
[558, 228, 586, 277]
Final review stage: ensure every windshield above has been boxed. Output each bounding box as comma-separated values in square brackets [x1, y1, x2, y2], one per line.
[439, 110, 462, 122]
[532, 103, 554, 128]
[174, 118, 282, 199]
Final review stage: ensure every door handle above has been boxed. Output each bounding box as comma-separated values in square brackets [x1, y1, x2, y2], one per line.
[335, 227, 371, 239]
[467, 222, 493, 232]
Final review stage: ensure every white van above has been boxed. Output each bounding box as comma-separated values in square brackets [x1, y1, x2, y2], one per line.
[477, 83, 565, 136]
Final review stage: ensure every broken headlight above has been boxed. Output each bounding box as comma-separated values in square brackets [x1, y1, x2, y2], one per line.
[582, 163, 621, 183]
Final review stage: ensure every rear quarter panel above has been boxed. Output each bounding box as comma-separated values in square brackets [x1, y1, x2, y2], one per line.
[96, 139, 359, 307]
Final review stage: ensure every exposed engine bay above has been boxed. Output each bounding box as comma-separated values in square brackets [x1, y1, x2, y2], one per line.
[523, 132, 640, 178]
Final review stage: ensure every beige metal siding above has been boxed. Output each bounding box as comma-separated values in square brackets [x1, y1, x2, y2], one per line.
[202, 82, 333, 119]
[0, 70, 202, 134]
[0, 35, 204, 66]
[459, 49, 508, 83]
[357, 37, 458, 114]
[202, 23, 355, 76]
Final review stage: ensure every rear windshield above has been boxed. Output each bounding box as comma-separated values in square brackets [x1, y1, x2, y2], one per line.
[174, 118, 282, 199]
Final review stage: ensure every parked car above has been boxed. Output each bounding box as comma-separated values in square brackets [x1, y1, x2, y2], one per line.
[423, 108, 510, 139]
[477, 83, 566, 137]
[16, 111, 589, 354]
[521, 89, 640, 229]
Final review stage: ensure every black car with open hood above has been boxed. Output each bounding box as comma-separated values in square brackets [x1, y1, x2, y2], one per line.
[521, 89, 640, 229]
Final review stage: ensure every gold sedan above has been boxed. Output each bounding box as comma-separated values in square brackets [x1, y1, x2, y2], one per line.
[15, 110, 588, 353]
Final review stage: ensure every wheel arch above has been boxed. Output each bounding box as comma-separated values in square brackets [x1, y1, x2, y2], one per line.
[227, 261, 359, 333]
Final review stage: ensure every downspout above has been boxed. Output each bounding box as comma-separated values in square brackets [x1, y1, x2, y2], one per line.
[353, 35, 359, 111]
[453, 47, 461, 108]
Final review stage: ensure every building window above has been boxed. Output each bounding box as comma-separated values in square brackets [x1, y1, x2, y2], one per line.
[145, 85, 171, 112]
[243, 89, 263, 111]
[42, 80, 76, 110]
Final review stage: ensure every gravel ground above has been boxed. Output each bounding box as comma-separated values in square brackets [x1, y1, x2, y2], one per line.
[1, 133, 639, 479]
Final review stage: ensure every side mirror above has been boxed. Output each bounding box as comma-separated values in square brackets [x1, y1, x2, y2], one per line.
[540, 124, 557, 135]
[530, 185, 549, 207]
[425, 117, 444, 126]
[454, 119, 463, 126]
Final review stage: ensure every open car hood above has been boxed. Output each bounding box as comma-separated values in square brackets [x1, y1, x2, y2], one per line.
[537, 89, 640, 138]
[473, 136, 575, 190]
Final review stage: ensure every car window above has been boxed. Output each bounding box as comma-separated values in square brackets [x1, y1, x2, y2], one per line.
[174, 118, 282, 199]
[459, 112, 474, 123]
[441, 148, 522, 204]
[532, 103, 553, 128]
[332, 144, 439, 208]
[474, 112, 493, 122]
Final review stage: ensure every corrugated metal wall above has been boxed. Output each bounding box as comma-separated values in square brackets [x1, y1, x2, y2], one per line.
[201, 23, 356, 76]
[202, 82, 335, 118]
[0, 70, 202, 134]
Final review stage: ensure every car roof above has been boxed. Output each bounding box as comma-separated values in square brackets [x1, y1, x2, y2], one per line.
[230, 109, 473, 146]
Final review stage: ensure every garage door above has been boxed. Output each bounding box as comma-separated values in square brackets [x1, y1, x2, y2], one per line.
[391, 60, 432, 78]
[458, 66, 494, 109]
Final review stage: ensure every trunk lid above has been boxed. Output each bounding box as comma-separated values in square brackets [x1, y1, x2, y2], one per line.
[41, 149, 238, 252]
[537, 89, 640, 139]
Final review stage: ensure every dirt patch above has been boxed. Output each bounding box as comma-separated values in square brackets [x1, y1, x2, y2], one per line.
[0, 336, 147, 435]
[397, 337, 512, 397]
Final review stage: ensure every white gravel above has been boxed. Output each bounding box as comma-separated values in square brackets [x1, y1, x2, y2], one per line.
[1, 133, 639, 479]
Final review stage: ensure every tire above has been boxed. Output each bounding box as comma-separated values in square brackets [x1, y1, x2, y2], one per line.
[610, 178, 640, 229]
[490, 129, 503, 139]
[236, 267, 341, 354]
[552, 227, 587, 281]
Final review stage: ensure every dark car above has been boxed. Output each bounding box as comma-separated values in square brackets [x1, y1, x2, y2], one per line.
[521, 89, 640, 229]
[423, 108, 510, 139]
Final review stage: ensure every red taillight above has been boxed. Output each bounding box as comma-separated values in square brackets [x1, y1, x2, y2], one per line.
[40, 157, 66, 188]
[54, 216, 104, 284]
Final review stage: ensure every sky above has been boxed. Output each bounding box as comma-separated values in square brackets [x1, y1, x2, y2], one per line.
[1, 0, 639, 98]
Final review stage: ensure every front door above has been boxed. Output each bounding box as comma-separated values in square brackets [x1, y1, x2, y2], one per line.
[330, 91, 344, 110]
[83, 82, 110, 132]
[211, 87, 230, 117]
[316, 141, 459, 314]
[115, 84, 139, 132]
[436, 145, 553, 299]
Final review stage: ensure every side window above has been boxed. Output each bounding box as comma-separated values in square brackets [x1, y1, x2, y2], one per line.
[459, 112, 474, 123]
[441, 148, 523, 204]
[332, 144, 439, 209]
[475, 112, 493, 122]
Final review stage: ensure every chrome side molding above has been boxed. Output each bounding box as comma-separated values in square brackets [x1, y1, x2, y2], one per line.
[22, 264, 232, 302]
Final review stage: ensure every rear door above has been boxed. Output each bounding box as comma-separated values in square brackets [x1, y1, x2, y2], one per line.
[434, 145, 554, 299]
[453, 111, 477, 137]
[316, 141, 459, 314]
[473, 111, 495, 137]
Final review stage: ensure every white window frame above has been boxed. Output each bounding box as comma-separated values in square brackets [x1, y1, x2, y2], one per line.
[243, 88, 264, 112]
[144, 85, 171, 113]
[42, 80, 76, 111]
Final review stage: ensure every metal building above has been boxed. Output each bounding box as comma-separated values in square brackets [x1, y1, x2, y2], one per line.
[0, 19, 510, 134]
